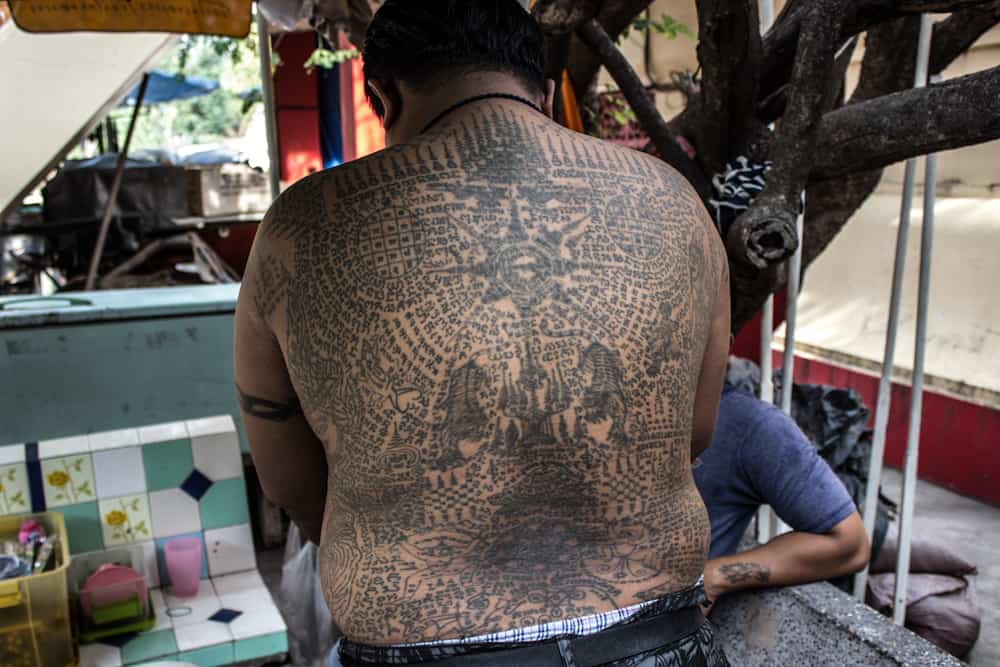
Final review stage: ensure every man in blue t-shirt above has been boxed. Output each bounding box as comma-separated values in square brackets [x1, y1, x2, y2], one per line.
[693, 382, 870, 609]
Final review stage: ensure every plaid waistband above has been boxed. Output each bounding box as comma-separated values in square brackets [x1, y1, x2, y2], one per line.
[339, 580, 706, 666]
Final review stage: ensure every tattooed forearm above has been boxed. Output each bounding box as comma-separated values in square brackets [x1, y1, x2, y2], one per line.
[236, 384, 303, 422]
[718, 562, 772, 586]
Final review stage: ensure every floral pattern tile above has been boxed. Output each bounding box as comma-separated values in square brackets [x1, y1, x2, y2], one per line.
[41, 455, 96, 508]
[0, 463, 30, 516]
[99, 494, 152, 547]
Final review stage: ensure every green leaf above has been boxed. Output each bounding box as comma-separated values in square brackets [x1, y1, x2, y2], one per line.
[10, 492, 24, 507]
[73, 459, 83, 472]
[6, 469, 15, 482]
[134, 521, 148, 536]
[303, 47, 360, 72]
[130, 499, 140, 511]
[77, 482, 91, 496]
[55, 493, 65, 501]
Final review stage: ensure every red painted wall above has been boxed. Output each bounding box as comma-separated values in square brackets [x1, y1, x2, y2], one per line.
[777, 353, 1000, 506]
[731, 290, 788, 361]
[274, 32, 323, 184]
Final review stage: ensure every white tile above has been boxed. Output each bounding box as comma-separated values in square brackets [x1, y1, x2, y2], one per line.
[211, 570, 264, 597]
[212, 571, 269, 610]
[229, 603, 287, 640]
[174, 620, 234, 651]
[38, 434, 91, 459]
[191, 432, 242, 481]
[150, 588, 172, 632]
[165, 579, 221, 627]
[149, 488, 202, 538]
[89, 428, 140, 452]
[0, 444, 25, 465]
[130, 540, 161, 590]
[186, 415, 235, 438]
[93, 446, 147, 498]
[204, 524, 256, 577]
[79, 642, 122, 667]
[138, 421, 189, 445]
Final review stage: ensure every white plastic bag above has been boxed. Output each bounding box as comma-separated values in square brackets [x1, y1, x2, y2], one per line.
[279, 524, 340, 667]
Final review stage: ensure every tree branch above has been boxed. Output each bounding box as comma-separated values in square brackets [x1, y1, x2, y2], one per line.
[929, 1, 1000, 74]
[760, 0, 998, 107]
[727, 1, 843, 270]
[811, 64, 1000, 181]
[567, 0, 655, 98]
[576, 18, 709, 196]
[532, 0, 602, 34]
[690, 0, 763, 176]
[730, 17, 921, 331]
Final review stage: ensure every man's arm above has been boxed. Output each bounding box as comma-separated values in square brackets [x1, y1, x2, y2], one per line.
[702, 407, 870, 606]
[234, 208, 328, 545]
[703, 511, 870, 604]
[691, 226, 731, 460]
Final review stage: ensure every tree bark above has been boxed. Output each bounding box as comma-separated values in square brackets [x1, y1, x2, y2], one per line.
[728, 1, 843, 270]
[760, 0, 998, 106]
[730, 16, 921, 331]
[577, 18, 710, 197]
[929, 1, 1000, 74]
[566, 0, 656, 98]
[811, 64, 1000, 181]
[691, 0, 763, 176]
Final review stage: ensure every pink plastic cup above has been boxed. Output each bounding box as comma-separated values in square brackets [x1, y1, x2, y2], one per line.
[164, 537, 202, 598]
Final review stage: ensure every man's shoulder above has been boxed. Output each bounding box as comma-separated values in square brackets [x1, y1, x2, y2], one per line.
[717, 387, 805, 450]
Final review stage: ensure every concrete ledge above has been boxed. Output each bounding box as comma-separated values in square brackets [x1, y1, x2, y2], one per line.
[712, 581, 963, 666]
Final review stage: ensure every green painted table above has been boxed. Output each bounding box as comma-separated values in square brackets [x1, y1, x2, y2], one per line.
[0, 285, 247, 450]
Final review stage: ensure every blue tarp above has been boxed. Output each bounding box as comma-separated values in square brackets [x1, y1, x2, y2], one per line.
[123, 70, 219, 105]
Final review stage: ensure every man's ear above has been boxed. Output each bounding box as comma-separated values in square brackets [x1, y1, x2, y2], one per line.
[368, 80, 401, 129]
[543, 78, 556, 119]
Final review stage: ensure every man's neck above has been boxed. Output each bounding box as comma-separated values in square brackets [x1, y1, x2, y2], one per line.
[390, 77, 542, 145]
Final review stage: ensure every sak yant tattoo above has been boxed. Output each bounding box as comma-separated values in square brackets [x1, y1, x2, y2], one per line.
[249, 104, 726, 643]
[236, 385, 303, 422]
[719, 562, 772, 586]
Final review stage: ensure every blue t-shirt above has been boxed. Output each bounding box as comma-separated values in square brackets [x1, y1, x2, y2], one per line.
[693, 384, 856, 558]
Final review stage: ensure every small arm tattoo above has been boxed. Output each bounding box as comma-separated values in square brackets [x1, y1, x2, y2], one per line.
[236, 384, 303, 422]
[718, 562, 771, 585]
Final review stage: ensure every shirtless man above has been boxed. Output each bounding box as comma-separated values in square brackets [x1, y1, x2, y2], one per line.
[235, 2, 730, 665]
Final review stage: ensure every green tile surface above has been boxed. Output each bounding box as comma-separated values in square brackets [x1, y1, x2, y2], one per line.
[199, 478, 250, 530]
[142, 439, 194, 491]
[234, 632, 289, 661]
[122, 629, 178, 663]
[59, 501, 103, 554]
[178, 643, 234, 667]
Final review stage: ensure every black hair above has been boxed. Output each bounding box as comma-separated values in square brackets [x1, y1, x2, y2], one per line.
[362, 0, 546, 119]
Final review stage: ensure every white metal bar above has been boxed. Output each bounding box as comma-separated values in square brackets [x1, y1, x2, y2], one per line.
[760, 0, 775, 32]
[894, 77, 939, 627]
[755, 0, 777, 544]
[257, 9, 281, 201]
[853, 13, 935, 603]
[780, 211, 804, 414]
[853, 159, 917, 599]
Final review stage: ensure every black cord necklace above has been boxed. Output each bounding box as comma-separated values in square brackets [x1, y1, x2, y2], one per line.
[421, 92, 542, 134]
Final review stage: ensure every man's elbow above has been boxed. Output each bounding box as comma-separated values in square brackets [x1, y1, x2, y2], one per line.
[834, 513, 871, 574]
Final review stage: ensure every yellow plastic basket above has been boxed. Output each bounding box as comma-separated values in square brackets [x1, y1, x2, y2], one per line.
[0, 512, 75, 667]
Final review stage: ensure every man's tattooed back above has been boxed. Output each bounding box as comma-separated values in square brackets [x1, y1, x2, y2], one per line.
[248, 104, 727, 644]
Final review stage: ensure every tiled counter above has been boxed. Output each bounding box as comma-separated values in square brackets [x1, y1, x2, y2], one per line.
[1, 415, 287, 667]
